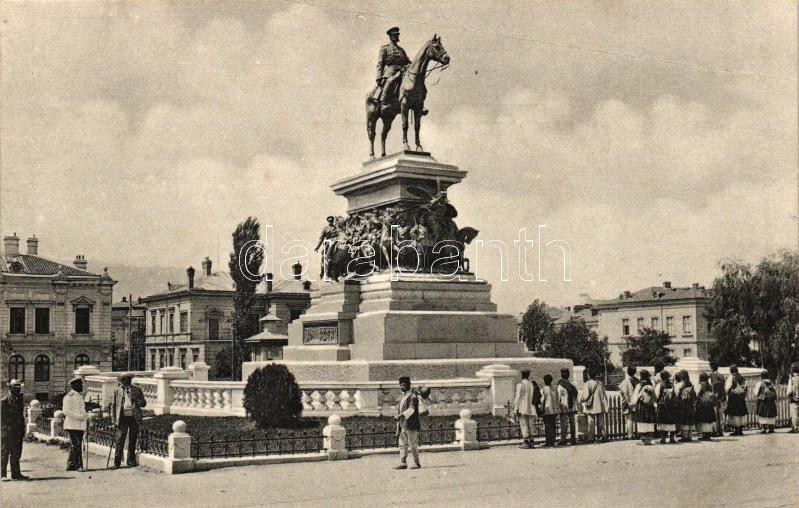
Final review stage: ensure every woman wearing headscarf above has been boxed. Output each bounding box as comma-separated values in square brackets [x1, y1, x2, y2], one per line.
[674, 370, 696, 442]
[695, 373, 717, 441]
[631, 370, 657, 445]
[655, 370, 677, 444]
[754, 370, 777, 434]
[724, 364, 749, 436]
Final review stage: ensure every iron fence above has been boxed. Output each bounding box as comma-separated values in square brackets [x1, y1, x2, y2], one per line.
[419, 422, 456, 446]
[137, 427, 169, 457]
[191, 429, 323, 459]
[345, 422, 396, 451]
[35, 416, 52, 435]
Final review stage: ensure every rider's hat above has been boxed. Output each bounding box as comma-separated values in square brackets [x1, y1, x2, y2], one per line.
[386, 27, 400, 36]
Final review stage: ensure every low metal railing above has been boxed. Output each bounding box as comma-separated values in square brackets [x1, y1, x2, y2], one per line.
[190, 429, 323, 459]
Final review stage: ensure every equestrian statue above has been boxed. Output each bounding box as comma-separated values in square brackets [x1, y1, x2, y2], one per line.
[366, 27, 450, 159]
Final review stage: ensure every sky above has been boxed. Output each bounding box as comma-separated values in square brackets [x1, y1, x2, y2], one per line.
[1, 0, 796, 315]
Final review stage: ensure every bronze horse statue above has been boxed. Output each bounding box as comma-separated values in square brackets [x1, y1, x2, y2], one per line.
[366, 35, 450, 158]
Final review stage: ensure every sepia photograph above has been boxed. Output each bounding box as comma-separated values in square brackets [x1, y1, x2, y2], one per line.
[0, 1, 797, 506]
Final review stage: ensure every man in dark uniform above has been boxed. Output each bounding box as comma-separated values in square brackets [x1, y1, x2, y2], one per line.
[373, 27, 411, 104]
[1, 379, 29, 481]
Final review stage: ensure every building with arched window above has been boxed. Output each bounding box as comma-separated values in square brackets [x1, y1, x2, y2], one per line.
[1, 233, 115, 400]
[142, 258, 313, 379]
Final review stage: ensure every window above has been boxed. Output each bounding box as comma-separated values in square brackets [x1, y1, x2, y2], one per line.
[651, 317, 659, 329]
[636, 318, 644, 333]
[74, 354, 90, 369]
[682, 315, 692, 334]
[168, 349, 175, 367]
[151, 313, 156, 334]
[150, 351, 156, 370]
[159, 312, 164, 334]
[180, 349, 186, 369]
[169, 310, 175, 334]
[8, 355, 25, 381]
[622, 318, 630, 336]
[666, 316, 674, 336]
[10, 308, 25, 334]
[35, 308, 50, 334]
[179, 312, 188, 333]
[75, 308, 90, 334]
[34, 355, 50, 382]
[683, 348, 692, 357]
[208, 318, 219, 340]
[192, 349, 200, 363]
[158, 351, 165, 369]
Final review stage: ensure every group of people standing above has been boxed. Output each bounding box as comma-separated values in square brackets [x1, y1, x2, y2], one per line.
[0, 372, 147, 481]
[514, 362, 799, 449]
[619, 361, 799, 446]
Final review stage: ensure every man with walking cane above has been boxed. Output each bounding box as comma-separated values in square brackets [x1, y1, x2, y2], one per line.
[110, 373, 147, 469]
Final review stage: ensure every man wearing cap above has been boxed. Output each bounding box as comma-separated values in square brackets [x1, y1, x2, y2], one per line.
[63, 377, 88, 471]
[1, 379, 28, 481]
[111, 373, 147, 468]
[394, 376, 421, 469]
[373, 27, 411, 104]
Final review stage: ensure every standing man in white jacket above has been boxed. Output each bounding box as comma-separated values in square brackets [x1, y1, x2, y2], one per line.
[62, 377, 88, 472]
[514, 369, 539, 449]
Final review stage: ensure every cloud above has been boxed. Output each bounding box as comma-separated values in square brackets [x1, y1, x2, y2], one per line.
[1, 1, 795, 315]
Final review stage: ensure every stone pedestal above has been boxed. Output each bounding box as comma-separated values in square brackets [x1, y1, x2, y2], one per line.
[153, 367, 190, 415]
[322, 415, 349, 460]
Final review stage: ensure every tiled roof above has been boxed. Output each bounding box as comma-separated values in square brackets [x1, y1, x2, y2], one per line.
[596, 285, 711, 307]
[145, 272, 316, 300]
[271, 278, 317, 294]
[0, 254, 99, 277]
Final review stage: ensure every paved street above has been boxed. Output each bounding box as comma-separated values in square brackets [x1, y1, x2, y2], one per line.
[2, 433, 798, 508]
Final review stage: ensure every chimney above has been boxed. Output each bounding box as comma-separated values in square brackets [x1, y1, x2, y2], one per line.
[292, 262, 302, 280]
[663, 281, 672, 289]
[73, 254, 88, 270]
[26, 235, 38, 255]
[692, 282, 699, 289]
[3, 233, 20, 256]
[266, 272, 273, 292]
[624, 290, 631, 298]
[202, 256, 212, 276]
[187, 266, 196, 289]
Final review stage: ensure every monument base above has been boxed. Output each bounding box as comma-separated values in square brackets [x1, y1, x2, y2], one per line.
[284, 272, 526, 362]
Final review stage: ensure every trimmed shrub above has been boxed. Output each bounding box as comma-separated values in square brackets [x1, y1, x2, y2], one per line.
[243, 364, 303, 428]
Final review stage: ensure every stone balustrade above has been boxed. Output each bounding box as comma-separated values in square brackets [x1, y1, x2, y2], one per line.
[169, 381, 246, 417]
[134, 378, 159, 409]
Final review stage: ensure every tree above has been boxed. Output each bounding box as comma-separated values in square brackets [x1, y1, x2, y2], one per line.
[622, 327, 675, 367]
[214, 348, 232, 379]
[229, 217, 265, 380]
[536, 320, 613, 381]
[706, 250, 799, 381]
[244, 364, 303, 428]
[519, 300, 554, 351]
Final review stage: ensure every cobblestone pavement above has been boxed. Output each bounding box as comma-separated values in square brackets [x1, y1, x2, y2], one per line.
[2, 432, 798, 508]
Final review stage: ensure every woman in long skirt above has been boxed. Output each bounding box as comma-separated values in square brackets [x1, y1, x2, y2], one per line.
[724, 364, 749, 436]
[695, 373, 717, 441]
[632, 370, 657, 445]
[754, 370, 778, 434]
[674, 370, 696, 442]
[655, 370, 677, 444]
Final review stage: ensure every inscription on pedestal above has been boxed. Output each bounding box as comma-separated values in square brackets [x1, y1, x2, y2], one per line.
[303, 323, 339, 345]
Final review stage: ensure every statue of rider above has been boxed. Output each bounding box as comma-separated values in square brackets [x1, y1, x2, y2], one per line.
[372, 27, 411, 104]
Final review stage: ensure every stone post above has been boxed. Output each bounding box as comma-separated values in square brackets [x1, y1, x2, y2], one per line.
[73, 365, 102, 377]
[476, 364, 520, 417]
[322, 414, 348, 460]
[454, 408, 479, 450]
[51, 410, 65, 438]
[187, 361, 210, 381]
[167, 420, 194, 474]
[354, 388, 381, 416]
[153, 366, 190, 415]
[26, 400, 42, 434]
[97, 376, 118, 412]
